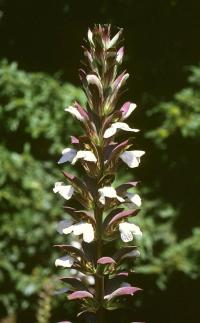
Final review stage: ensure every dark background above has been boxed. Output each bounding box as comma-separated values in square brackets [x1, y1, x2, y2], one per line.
[1, 0, 200, 98]
[0, 1, 200, 323]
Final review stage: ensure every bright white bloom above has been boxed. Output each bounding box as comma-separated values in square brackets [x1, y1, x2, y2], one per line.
[55, 255, 74, 268]
[71, 150, 97, 165]
[65, 106, 84, 121]
[98, 186, 125, 205]
[103, 122, 139, 138]
[58, 148, 77, 164]
[58, 220, 94, 243]
[86, 275, 95, 285]
[57, 220, 74, 234]
[126, 193, 142, 207]
[53, 182, 74, 200]
[58, 148, 97, 165]
[72, 222, 94, 243]
[119, 222, 142, 242]
[120, 150, 145, 168]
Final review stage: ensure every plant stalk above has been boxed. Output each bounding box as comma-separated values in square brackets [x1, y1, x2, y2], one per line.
[95, 206, 105, 323]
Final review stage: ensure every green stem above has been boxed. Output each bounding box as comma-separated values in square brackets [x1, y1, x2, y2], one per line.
[95, 207, 105, 323]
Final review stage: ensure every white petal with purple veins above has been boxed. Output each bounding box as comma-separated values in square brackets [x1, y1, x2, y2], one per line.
[119, 222, 142, 242]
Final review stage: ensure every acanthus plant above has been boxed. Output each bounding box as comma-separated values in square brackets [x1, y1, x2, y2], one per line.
[53, 24, 145, 323]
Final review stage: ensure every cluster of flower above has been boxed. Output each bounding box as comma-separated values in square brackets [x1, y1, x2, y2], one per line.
[53, 24, 145, 322]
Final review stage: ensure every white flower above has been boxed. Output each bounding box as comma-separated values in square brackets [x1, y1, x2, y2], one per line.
[71, 150, 97, 165]
[98, 186, 125, 205]
[88, 28, 94, 45]
[72, 222, 94, 243]
[103, 122, 139, 138]
[58, 149, 97, 165]
[119, 222, 142, 242]
[126, 193, 142, 207]
[85, 275, 95, 285]
[53, 182, 74, 200]
[58, 148, 77, 164]
[65, 106, 85, 121]
[57, 220, 94, 243]
[120, 102, 137, 120]
[120, 150, 145, 168]
[57, 219, 74, 234]
[107, 29, 122, 49]
[55, 255, 74, 268]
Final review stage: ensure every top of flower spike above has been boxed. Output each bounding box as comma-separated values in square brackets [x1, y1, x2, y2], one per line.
[87, 24, 123, 50]
[81, 25, 127, 116]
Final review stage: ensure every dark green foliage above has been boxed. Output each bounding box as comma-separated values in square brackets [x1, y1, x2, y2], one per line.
[0, 60, 85, 316]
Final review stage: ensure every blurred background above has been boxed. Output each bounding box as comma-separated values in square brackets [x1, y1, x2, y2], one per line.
[0, 0, 200, 322]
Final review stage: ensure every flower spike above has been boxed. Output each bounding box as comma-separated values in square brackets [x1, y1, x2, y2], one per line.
[53, 24, 145, 322]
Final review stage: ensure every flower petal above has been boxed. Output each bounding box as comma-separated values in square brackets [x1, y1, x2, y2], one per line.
[71, 150, 97, 165]
[53, 182, 74, 200]
[116, 47, 124, 64]
[97, 257, 116, 265]
[68, 290, 93, 300]
[120, 150, 145, 168]
[126, 193, 142, 207]
[82, 223, 95, 243]
[104, 286, 141, 300]
[86, 74, 103, 94]
[65, 106, 85, 121]
[55, 256, 74, 268]
[57, 220, 74, 235]
[107, 29, 123, 49]
[87, 28, 94, 46]
[119, 222, 142, 242]
[104, 122, 139, 138]
[71, 222, 94, 243]
[120, 102, 137, 120]
[58, 148, 77, 164]
[98, 186, 125, 205]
